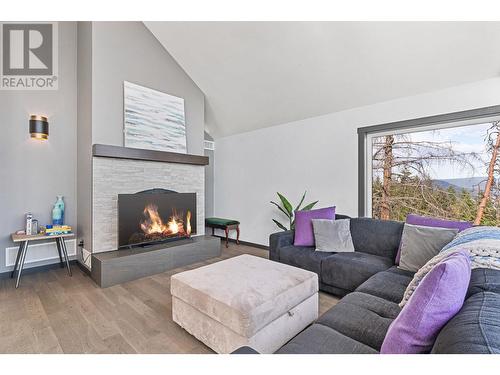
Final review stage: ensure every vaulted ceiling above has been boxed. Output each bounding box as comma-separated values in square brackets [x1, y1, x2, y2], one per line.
[145, 22, 500, 138]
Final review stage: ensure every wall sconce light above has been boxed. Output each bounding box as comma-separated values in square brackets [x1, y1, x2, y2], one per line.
[29, 115, 49, 140]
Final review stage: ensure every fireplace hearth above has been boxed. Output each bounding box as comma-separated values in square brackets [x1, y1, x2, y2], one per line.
[118, 189, 196, 248]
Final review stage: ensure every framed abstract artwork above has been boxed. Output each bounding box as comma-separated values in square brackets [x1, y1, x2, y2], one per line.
[124, 81, 187, 153]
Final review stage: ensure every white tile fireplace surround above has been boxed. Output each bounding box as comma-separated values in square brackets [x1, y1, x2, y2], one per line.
[92, 156, 205, 253]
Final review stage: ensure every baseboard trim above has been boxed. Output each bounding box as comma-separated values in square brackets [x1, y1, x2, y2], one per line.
[0, 260, 78, 280]
[213, 235, 269, 250]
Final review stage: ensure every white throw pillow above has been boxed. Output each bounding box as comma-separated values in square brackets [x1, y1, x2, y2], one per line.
[312, 219, 355, 253]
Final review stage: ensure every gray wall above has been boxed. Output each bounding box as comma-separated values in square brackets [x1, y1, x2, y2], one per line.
[0, 22, 206, 272]
[76, 22, 93, 263]
[0, 22, 78, 273]
[91, 22, 205, 155]
[76, 22, 206, 256]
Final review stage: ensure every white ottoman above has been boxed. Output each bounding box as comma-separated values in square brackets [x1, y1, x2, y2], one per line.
[171, 254, 318, 353]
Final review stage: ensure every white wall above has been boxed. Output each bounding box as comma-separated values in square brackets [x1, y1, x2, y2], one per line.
[214, 77, 500, 246]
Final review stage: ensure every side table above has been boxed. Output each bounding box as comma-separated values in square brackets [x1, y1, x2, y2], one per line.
[10, 232, 74, 288]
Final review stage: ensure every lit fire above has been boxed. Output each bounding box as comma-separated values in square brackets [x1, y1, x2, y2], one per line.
[186, 211, 191, 235]
[140, 204, 192, 237]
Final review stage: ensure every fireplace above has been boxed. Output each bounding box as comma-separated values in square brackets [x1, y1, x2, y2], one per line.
[118, 189, 197, 248]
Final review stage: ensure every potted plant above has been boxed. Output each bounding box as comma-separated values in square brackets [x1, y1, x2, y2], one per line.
[270, 191, 318, 231]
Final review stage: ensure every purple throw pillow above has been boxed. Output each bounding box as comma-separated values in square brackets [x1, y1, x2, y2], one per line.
[395, 214, 472, 264]
[294, 206, 335, 246]
[406, 214, 473, 232]
[381, 250, 471, 354]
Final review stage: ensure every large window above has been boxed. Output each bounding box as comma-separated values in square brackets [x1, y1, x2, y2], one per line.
[359, 107, 500, 226]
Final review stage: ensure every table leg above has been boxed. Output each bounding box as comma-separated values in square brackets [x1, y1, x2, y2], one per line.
[60, 238, 72, 277]
[15, 241, 29, 288]
[11, 242, 24, 279]
[225, 227, 229, 248]
[236, 226, 240, 245]
[55, 238, 64, 268]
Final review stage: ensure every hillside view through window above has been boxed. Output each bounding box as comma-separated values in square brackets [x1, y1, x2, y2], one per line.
[371, 120, 500, 225]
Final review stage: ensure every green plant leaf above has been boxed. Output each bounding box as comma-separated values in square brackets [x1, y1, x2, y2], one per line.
[295, 191, 307, 211]
[272, 219, 288, 231]
[270, 200, 291, 218]
[302, 200, 319, 211]
[277, 192, 293, 216]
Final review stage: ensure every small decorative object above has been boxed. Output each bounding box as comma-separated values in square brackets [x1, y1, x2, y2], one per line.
[32, 219, 39, 235]
[124, 81, 187, 153]
[29, 115, 49, 140]
[45, 225, 72, 236]
[25, 213, 33, 235]
[270, 191, 319, 231]
[52, 196, 65, 225]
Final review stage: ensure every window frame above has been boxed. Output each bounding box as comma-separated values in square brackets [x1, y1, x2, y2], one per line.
[357, 105, 500, 218]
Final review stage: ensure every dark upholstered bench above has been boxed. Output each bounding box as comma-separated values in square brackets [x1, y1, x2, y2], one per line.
[205, 217, 240, 248]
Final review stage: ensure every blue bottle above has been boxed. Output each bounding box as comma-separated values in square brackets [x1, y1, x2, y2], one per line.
[52, 196, 65, 225]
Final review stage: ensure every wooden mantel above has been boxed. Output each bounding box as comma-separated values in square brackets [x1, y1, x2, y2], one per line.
[92, 144, 209, 166]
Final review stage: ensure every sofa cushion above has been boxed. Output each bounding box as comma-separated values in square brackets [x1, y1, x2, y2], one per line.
[269, 230, 294, 261]
[350, 218, 404, 260]
[320, 282, 351, 297]
[278, 245, 334, 275]
[432, 291, 500, 354]
[276, 323, 377, 354]
[321, 252, 393, 291]
[356, 266, 414, 303]
[385, 265, 415, 277]
[317, 292, 400, 350]
[466, 268, 500, 298]
[381, 251, 471, 354]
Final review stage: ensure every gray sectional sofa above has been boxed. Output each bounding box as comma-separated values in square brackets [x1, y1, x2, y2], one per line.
[236, 216, 500, 354]
[269, 215, 403, 296]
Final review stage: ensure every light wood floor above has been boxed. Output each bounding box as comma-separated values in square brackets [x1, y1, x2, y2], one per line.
[0, 243, 338, 354]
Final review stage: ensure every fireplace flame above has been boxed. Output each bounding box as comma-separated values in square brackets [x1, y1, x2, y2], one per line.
[168, 217, 180, 234]
[186, 211, 191, 236]
[140, 204, 192, 238]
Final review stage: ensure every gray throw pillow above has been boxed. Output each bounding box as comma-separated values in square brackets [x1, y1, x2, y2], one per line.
[398, 224, 459, 272]
[312, 219, 355, 253]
